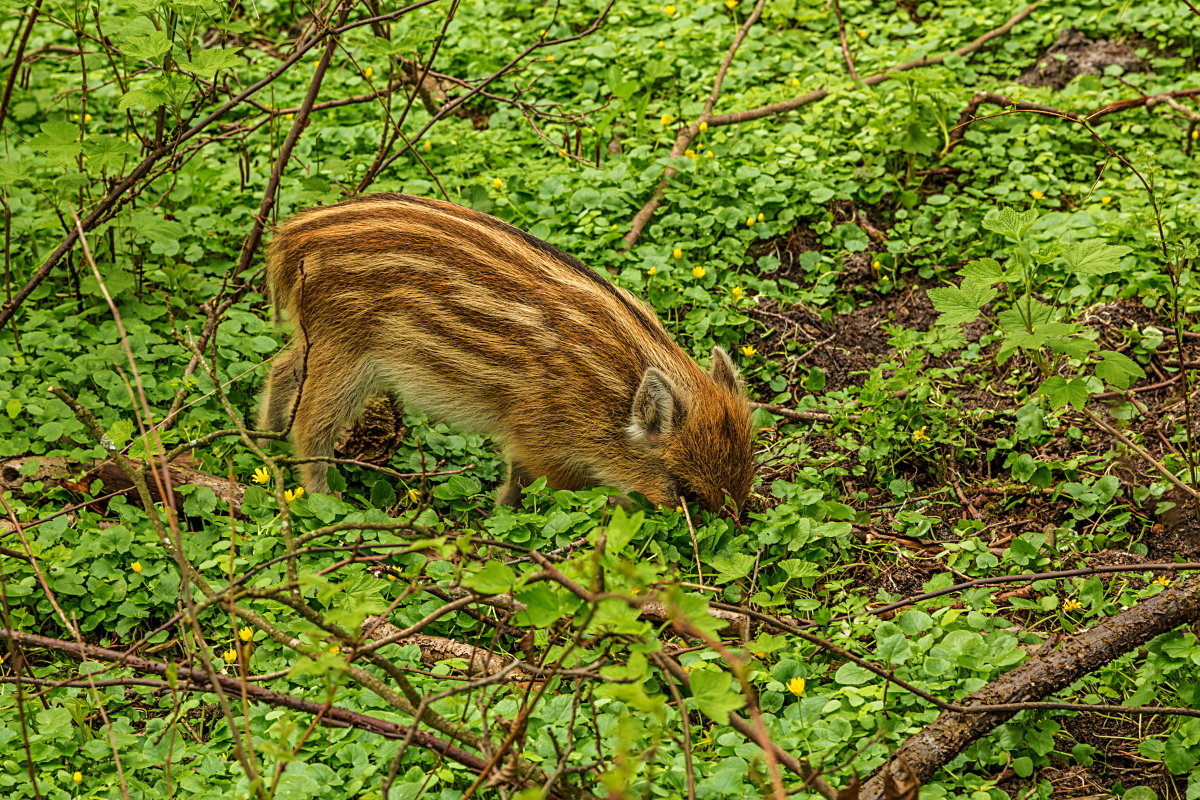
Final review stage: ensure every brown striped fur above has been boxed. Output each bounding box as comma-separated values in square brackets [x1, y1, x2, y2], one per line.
[259, 193, 754, 511]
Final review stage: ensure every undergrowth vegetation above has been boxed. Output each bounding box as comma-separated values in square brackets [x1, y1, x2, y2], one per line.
[4, 0, 1200, 798]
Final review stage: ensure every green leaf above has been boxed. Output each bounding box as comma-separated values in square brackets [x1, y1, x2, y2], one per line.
[119, 88, 168, 112]
[688, 668, 744, 725]
[1095, 350, 1146, 389]
[1047, 336, 1097, 358]
[177, 47, 243, 79]
[29, 122, 81, 158]
[959, 257, 1004, 284]
[123, 31, 172, 61]
[1064, 239, 1132, 275]
[982, 207, 1038, 241]
[514, 585, 563, 626]
[1012, 756, 1034, 777]
[107, 419, 133, 447]
[84, 134, 138, 172]
[462, 561, 515, 594]
[602, 507, 643, 553]
[833, 662, 875, 685]
[4, 399, 20, 418]
[928, 281, 997, 327]
[1037, 376, 1091, 409]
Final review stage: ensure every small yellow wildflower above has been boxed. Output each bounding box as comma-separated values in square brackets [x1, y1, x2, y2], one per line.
[423, 140, 432, 152]
[787, 677, 806, 695]
[1031, 189, 1045, 200]
[407, 488, 421, 504]
[84, 114, 93, 123]
[1101, 195, 1112, 204]
[699, 121, 708, 132]
[692, 265, 707, 279]
[757, 212, 765, 222]
[856, 28, 867, 38]
[131, 561, 143, 574]
[251, 466, 270, 484]
[545, 54, 554, 62]
[663, 4, 676, 14]
[912, 426, 930, 442]
[1193, 129, 1199, 140]
[330, 645, 340, 655]
[789, 78, 801, 88]
[673, 247, 683, 259]
[492, 178, 504, 189]
[73, 772, 83, 784]
[387, 573, 397, 580]
[872, 260, 883, 272]
[450, 140, 458, 145]
[223, 649, 238, 664]
[540, 29, 547, 37]
[731, 286, 744, 301]
[684, 148, 697, 159]
[630, 586, 641, 595]
[284, 487, 305, 503]
[724, 0, 738, 8]
[660, 113, 674, 126]
[746, 216, 756, 227]
[647, 266, 658, 276]
[1154, 575, 1172, 587]
[657, 40, 666, 48]
[611, 224, 619, 231]
[558, 148, 568, 157]
[740, 345, 757, 358]
[674, 505, 684, 513]
[1062, 598, 1083, 612]
[704, 150, 714, 158]
[682, 665, 693, 673]
[238, 627, 253, 642]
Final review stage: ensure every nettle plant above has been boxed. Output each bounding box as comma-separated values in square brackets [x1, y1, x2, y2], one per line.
[928, 207, 1145, 407]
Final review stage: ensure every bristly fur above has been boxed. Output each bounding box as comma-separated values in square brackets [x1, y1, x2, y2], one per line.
[259, 193, 755, 511]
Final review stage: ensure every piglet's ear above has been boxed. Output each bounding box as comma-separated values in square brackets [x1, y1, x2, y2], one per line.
[629, 367, 678, 444]
[710, 346, 742, 393]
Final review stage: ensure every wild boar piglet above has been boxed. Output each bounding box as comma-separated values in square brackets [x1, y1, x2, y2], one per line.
[259, 193, 755, 511]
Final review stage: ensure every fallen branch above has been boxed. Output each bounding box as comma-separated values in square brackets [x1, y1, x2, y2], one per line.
[859, 575, 1200, 800]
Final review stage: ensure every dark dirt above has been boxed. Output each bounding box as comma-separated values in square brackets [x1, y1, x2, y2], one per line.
[1018, 28, 1146, 91]
[1042, 713, 1183, 798]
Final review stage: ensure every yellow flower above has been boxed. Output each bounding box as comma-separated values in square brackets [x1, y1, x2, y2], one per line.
[423, 140, 432, 152]
[545, 54, 555, 61]
[725, 0, 738, 8]
[223, 649, 238, 663]
[1193, 129, 1198, 139]
[647, 266, 657, 276]
[131, 561, 143, 574]
[387, 573, 397, 580]
[251, 466, 270, 485]
[450, 140, 457, 145]
[84, 114, 93, 123]
[673, 247, 683, 259]
[663, 4, 676, 13]
[660, 113, 674, 126]
[1154, 576, 1172, 587]
[740, 345, 757, 357]
[699, 121, 708, 132]
[73, 772, 83, 785]
[789, 78, 801, 88]
[238, 627, 253, 642]
[330, 645, 340, 655]
[284, 487, 305, 503]
[692, 266, 707, 279]
[364, 66, 373, 79]
[704, 150, 714, 158]
[731, 286, 744, 301]
[492, 178, 504, 189]
[657, 40, 666, 48]
[684, 148, 697, 159]
[787, 677, 806, 695]
[912, 426, 930, 442]
[407, 488, 420, 504]
[1101, 195, 1112, 204]
[1031, 189, 1045, 200]
[757, 212, 765, 222]
[857, 28, 867, 38]
[630, 586, 641, 595]
[746, 216, 756, 227]
[558, 148, 568, 157]
[540, 29, 547, 37]
[1062, 598, 1083, 612]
